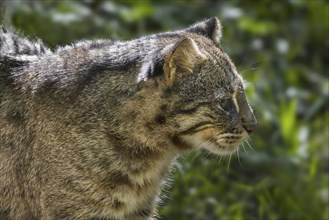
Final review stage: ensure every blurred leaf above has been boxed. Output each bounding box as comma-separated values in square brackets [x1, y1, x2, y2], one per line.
[238, 17, 277, 35]
[278, 98, 298, 153]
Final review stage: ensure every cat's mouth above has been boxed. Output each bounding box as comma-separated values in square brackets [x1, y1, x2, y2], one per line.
[176, 124, 247, 155]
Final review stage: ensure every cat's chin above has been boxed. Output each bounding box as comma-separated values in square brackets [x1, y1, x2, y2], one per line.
[202, 142, 239, 156]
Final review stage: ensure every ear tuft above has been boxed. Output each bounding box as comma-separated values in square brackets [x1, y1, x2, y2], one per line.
[164, 38, 206, 86]
[185, 17, 222, 44]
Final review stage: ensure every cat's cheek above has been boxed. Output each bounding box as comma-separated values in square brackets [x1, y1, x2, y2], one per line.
[179, 128, 244, 155]
[178, 129, 218, 151]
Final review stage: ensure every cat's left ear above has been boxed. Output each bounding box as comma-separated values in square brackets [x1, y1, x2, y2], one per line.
[137, 38, 206, 87]
[184, 17, 222, 44]
[163, 37, 206, 86]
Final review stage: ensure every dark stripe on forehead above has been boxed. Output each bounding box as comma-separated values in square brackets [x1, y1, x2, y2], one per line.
[219, 58, 235, 80]
[13, 35, 19, 54]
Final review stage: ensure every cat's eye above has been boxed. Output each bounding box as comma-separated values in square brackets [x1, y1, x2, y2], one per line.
[219, 98, 229, 108]
[217, 97, 233, 114]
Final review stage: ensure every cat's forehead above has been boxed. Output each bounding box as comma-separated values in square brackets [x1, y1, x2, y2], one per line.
[203, 48, 242, 91]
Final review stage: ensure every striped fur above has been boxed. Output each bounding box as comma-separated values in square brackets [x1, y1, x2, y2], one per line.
[0, 18, 256, 219]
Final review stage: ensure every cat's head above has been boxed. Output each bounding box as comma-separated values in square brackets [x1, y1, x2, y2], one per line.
[137, 17, 256, 156]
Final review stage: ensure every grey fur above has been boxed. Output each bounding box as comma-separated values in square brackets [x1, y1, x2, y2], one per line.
[0, 18, 256, 219]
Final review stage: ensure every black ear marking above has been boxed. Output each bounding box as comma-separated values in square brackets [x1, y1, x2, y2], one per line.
[185, 17, 222, 44]
[137, 38, 206, 88]
[0, 55, 28, 78]
[137, 50, 165, 84]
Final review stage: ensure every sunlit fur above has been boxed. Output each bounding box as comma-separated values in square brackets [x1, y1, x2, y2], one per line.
[0, 18, 256, 219]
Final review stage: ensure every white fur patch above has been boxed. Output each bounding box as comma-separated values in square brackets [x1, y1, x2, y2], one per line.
[232, 91, 239, 113]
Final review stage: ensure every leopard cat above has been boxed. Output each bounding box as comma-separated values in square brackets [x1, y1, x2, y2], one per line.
[0, 17, 256, 219]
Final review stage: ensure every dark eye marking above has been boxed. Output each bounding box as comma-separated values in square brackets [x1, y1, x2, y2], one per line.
[181, 98, 195, 104]
[175, 101, 212, 115]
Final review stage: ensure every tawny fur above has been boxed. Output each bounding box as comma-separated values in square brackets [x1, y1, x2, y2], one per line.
[0, 18, 256, 219]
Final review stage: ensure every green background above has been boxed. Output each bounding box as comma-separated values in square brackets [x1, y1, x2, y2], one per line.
[1, 0, 328, 219]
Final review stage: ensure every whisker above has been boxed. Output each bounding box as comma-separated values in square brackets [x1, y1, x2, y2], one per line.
[193, 136, 217, 163]
[218, 154, 224, 168]
[195, 136, 214, 149]
[239, 58, 268, 71]
[245, 139, 255, 152]
[236, 146, 243, 167]
[239, 67, 261, 74]
[226, 154, 232, 173]
[190, 151, 202, 164]
[241, 142, 248, 154]
[203, 150, 211, 161]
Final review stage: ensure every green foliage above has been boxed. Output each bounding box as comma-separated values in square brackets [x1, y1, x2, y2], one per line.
[1, 0, 328, 219]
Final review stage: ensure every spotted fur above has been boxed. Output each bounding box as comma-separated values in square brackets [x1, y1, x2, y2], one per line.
[0, 18, 256, 219]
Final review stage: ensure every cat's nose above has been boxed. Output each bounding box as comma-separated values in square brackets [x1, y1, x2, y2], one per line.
[242, 116, 257, 134]
[243, 122, 256, 134]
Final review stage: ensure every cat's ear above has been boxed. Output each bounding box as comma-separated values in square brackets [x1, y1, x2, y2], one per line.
[185, 17, 222, 44]
[137, 38, 206, 87]
[163, 37, 206, 86]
